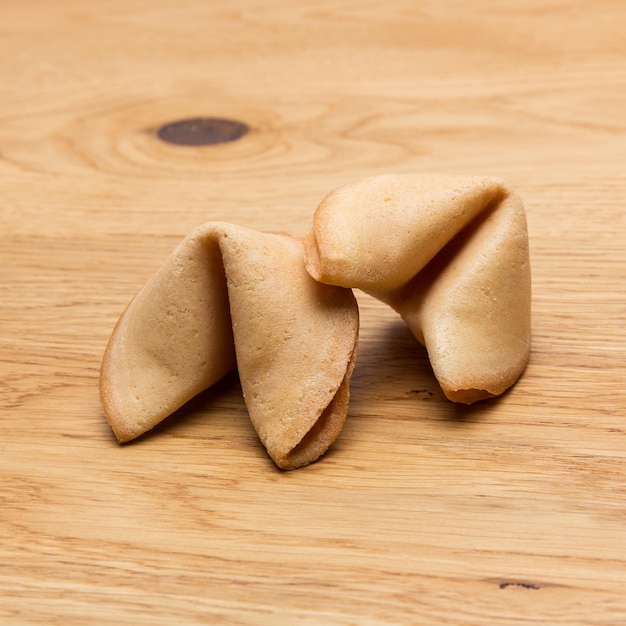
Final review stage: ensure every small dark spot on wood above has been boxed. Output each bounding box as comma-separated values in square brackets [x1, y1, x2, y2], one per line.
[499, 582, 541, 590]
[157, 117, 250, 146]
[411, 389, 434, 397]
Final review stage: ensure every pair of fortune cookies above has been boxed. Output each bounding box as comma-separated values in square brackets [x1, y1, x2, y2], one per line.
[100, 175, 531, 469]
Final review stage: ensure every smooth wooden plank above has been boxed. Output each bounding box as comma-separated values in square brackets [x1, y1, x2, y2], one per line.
[1, 1, 625, 624]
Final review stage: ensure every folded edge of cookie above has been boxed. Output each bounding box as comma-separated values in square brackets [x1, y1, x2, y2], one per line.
[100, 222, 359, 469]
[303, 174, 531, 404]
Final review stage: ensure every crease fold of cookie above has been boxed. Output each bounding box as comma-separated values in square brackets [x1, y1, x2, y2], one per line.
[303, 174, 531, 404]
[100, 222, 359, 469]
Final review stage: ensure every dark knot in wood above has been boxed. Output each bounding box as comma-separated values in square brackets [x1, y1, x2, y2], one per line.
[157, 117, 250, 146]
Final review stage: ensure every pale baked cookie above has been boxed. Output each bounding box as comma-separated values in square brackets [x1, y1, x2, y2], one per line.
[100, 223, 358, 469]
[303, 174, 531, 404]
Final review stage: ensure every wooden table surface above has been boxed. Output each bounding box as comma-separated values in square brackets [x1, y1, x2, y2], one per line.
[2, 1, 625, 624]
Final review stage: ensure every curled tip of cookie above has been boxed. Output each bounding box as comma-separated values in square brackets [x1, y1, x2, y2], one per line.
[303, 174, 531, 404]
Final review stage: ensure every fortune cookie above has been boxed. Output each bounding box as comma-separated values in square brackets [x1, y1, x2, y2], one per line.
[303, 174, 531, 404]
[100, 222, 358, 469]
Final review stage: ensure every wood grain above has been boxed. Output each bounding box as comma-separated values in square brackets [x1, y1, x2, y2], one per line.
[1, 1, 625, 624]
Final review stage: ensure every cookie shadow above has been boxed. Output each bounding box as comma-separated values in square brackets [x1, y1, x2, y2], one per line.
[350, 317, 505, 425]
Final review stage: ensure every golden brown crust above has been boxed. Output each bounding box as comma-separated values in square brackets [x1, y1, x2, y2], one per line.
[303, 174, 531, 404]
[100, 222, 359, 468]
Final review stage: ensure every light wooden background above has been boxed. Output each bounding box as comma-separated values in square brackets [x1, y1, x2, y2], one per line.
[2, 1, 625, 624]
